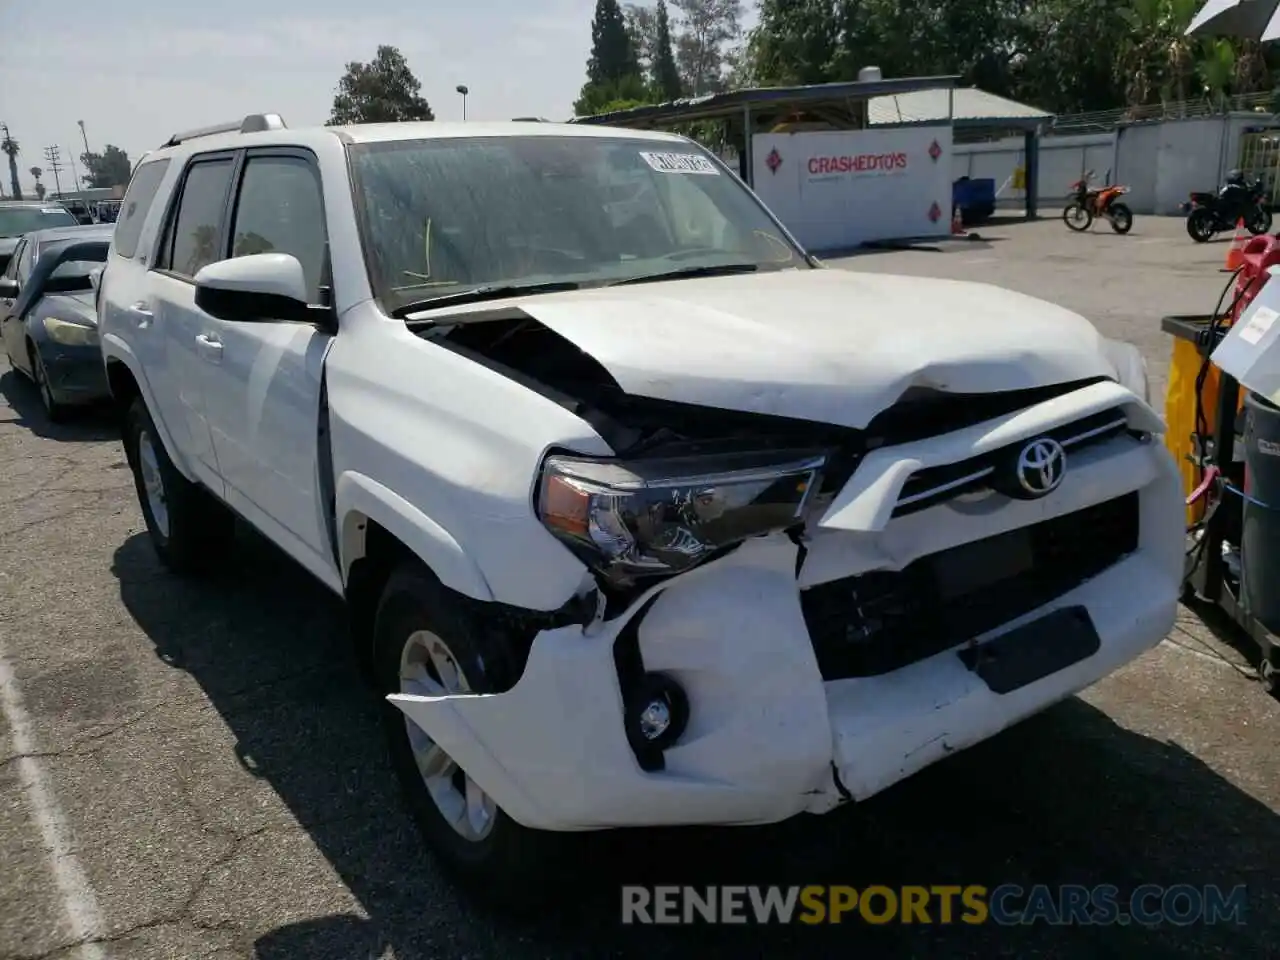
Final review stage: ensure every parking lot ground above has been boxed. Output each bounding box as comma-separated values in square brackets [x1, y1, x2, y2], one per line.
[0, 215, 1277, 960]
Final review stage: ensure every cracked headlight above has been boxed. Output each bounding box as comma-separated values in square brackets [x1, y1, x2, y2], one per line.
[44, 317, 99, 347]
[536, 450, 826, 585]
[1101, 337, 1149, 404]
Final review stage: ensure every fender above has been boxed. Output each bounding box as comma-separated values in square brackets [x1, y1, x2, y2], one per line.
[100, 334, 197, 483]
[336, 471, 494, 602]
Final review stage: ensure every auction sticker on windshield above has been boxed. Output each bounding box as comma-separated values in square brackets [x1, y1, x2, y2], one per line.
[640, 152, 720, 175]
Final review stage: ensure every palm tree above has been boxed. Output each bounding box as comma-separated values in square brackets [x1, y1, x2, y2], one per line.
[29, 166, 44, 201]
[1, 134, 20, 200]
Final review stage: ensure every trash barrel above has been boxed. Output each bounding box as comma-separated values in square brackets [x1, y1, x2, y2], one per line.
[1241, 390, 1280, 633]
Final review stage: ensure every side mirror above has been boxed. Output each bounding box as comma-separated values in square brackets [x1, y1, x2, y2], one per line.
[0, 278, 17, 299]
[193, 253, 311, 323]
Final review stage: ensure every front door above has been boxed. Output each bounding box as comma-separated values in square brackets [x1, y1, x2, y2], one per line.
[0, 238, 27, 368]
[199, 148, 336, 580]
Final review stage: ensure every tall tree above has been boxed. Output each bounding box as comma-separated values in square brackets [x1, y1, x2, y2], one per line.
[79, 145, 132, 188]
[747, 0, 839, 86]
[329, 45, 435, 125]
[587, 0, 642, 85]
[625, 4, 660, 78]
[28, 166, 43, 201]
[671, 0, 743, 96]
[1, 134, 20, 200]
[653, 0, 685, 99]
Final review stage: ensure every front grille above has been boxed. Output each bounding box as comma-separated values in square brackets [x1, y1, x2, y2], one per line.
[892, 407, 1131, 518]
[800, 492, 1139, 680]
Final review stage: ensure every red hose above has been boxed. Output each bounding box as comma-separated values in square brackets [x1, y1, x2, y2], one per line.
[1187, 464, 1220, 505]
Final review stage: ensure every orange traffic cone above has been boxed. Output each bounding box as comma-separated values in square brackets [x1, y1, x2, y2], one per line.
[1226, 218, 1247, 270]
[951, 205, 966, 236]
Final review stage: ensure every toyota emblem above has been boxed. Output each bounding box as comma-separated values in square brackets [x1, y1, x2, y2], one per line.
[1015, 438, 1067, 497]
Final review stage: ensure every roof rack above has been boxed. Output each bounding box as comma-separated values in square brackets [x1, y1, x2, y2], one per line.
[160, 113, 287, 147]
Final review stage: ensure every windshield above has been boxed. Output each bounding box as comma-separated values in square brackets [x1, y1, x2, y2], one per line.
[348, 135, 807, 313]
[0, 206, 78, 237]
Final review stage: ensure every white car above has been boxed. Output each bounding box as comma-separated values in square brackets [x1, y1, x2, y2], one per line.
[97, 113, 1182, 892]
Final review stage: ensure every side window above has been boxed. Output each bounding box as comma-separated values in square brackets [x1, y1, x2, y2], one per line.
[229, 155, 327, 302]
[160, 158, 234, 278]
[2, 240, 24, 282]
[113, 159, 170, 259]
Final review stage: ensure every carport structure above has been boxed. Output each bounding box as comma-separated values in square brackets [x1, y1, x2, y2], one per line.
[569, 75, 960, 188]
[573, 80, 1053, 220]
[868, 86, 1054, 218]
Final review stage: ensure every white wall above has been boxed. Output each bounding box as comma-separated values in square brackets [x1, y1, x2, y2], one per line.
[1114, 123, 1159, 213]
[752, 125, 953, 250]
[952, 133, 1116, 210]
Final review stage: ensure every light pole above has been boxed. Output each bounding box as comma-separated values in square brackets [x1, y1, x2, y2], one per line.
[456, 85, 469, 121]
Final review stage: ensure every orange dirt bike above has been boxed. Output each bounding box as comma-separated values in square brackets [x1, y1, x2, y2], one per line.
[1063, 171, 1134, 234]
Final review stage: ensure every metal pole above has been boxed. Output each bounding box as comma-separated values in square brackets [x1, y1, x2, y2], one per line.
[456, 85, 469, 121]
[68, 150, 81, 193]
[743, 104, 754, 188]
[78, 120, 91, 161]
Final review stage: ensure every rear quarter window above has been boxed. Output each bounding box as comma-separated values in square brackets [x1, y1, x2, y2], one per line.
[113, 159, 171, 259]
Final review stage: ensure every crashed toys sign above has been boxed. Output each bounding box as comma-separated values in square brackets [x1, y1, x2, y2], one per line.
[807, 152, 909, 180]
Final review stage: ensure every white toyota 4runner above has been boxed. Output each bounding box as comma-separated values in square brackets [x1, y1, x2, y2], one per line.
[98, 114, 1181, 890]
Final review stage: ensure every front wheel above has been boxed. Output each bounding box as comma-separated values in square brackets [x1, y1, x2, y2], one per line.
[374, 562, 566, 900]
[28, 344, 67, 423]
[1108, 202, 1134, 234]
[1247, 207, 1273, 235]
[1063, 203, 1092, 231]
[1187, 208, 1215, 243]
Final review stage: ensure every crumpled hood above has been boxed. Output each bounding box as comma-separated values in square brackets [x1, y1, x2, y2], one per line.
[477, 268, 1115, 430]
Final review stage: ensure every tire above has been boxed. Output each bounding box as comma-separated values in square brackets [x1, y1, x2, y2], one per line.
[1108, 202, 1134, 234]
[1247, 207, 1273, 235]
[124, 397, 234, 575]
[1187, 208, 1215, 243]
[28, 343, 67, 423]
[1063, 203, 1092, 231]
[373, 561, 565, 900]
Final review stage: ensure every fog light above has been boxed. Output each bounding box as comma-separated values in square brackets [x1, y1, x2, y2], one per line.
[638, 698, 671, 741]
[624, 672, 689, 755]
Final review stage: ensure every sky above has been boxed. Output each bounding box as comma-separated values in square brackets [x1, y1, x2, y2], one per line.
[1, 0, 757, 197]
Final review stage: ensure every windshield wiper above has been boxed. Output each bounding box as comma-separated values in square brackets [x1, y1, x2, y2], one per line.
[390, 280, 583, 317]
[607, 263, 759, 287]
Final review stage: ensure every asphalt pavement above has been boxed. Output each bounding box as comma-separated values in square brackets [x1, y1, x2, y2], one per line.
[0, 216, 1276, 959]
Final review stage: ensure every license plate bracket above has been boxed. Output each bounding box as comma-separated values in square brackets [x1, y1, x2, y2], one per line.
[956, 605, 1100, 694]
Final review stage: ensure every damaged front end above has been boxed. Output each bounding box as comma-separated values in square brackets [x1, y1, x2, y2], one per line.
[386, 308, 1180, 832]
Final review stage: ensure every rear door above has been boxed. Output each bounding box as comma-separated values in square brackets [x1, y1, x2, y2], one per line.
[145, 153, 237, 492]
[200, 148, 336, 577]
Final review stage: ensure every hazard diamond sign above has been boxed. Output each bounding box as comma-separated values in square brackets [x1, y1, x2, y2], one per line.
[928, 201, 942, 222]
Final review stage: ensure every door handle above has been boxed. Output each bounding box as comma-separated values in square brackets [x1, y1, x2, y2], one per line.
[127, 302, 153, 329]
[195, 333, 223, 363]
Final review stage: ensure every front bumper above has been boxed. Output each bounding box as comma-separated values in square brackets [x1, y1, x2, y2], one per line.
[391, 385, 1183, 832]
[37, 340, 109, 405]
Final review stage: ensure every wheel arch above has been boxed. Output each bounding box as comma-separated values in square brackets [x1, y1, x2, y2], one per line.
[338, 473, 495, 675]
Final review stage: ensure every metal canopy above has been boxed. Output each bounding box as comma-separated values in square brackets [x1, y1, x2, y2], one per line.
[569, 76, 960, 130]
[869, 87, 1051, 132]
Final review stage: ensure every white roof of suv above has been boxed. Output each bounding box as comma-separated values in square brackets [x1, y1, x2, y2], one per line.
[139, 112, 690, 165]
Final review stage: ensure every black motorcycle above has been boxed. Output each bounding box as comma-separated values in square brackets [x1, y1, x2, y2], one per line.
[1184, 176, 1272, 242]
